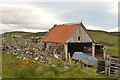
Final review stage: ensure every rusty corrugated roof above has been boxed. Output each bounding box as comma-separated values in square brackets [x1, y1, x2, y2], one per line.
[42, 24, 79, 43]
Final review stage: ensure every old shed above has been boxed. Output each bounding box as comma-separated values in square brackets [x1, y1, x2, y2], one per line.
[42, 22, 106, 61]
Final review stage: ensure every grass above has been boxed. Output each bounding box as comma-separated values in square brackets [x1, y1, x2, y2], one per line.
[2, 51, 109, 78]
[2, 31, 46, 43]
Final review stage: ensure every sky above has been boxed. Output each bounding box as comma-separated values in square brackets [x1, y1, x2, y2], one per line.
[0, 0, 119, 33]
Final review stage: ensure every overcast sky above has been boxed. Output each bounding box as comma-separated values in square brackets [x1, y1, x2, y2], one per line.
[0, 1, 119, 33]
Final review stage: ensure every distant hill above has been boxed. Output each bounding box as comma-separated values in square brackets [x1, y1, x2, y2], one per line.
[2, 30, 119, 56]
[2, 31, 47, 38]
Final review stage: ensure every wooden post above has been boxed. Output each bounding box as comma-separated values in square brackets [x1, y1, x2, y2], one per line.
[105, 56, 109, 75]
[108, 57, 110, 76]
[64, 44, 68, 61]
[103, 45, 106, 59]
[68, 53, 71, 63]
[92, 43, 95, 57]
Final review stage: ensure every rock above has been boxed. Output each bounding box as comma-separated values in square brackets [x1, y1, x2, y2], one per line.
[13, 52, 17, 55]
[3, 36, 55, 65]
[59, 69, 64, 72]
[54, 54, 59, 59]
[52, 64, 56, 67]
[23, 57, 27, 60]
[63, 66, 70, 71]
[34, 57, 39, 61]
[17, 55, 21, 59]
[40, 56, 43, 59]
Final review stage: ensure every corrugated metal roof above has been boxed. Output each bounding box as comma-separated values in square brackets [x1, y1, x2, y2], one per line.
[42, 24, 79, 43]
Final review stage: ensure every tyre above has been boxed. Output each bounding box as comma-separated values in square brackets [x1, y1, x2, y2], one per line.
[97, 65, 105, 71]
[98, 60, 105, 66]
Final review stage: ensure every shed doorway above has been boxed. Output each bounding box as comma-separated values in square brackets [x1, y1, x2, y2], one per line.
[68, 42, 93, 57]
[95, 44, 104, 59]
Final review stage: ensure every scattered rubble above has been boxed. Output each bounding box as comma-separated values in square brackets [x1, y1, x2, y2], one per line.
[2, 35, 50, 65]
[2, 35, 71, 72]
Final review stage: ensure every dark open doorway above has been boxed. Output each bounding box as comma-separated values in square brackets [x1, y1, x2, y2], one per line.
[68, 42, 93, 57]
[95, 44, 104, 59]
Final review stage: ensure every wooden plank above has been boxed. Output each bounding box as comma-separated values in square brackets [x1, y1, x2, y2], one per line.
[92, 43, 95, 57]
[68, 53, 71, 63]
[64, 44, 68, 61]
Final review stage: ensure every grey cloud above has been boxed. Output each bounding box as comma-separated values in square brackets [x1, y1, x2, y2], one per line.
[1, 4, 62, 32]
[30, 2, 117, 30]
[0, 2, 118, 33]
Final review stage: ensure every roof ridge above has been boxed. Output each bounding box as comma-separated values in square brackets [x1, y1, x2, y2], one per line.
[55, 22, 81, 26]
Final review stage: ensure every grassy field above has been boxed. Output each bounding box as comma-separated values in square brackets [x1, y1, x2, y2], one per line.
[2, 51, 109, 78]
[2, 31, 46, 43]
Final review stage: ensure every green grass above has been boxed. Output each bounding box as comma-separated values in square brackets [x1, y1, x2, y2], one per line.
[2, 51, 109, 78]
[2, 31, 46, 43]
